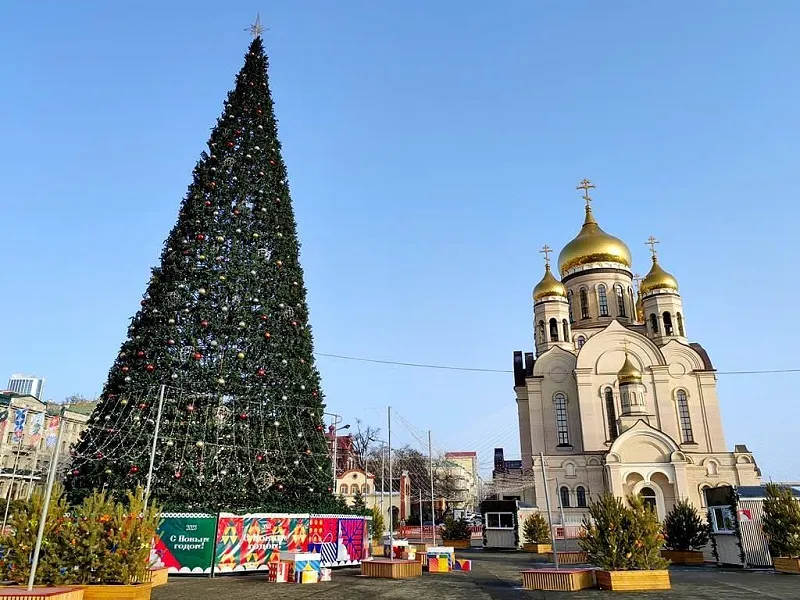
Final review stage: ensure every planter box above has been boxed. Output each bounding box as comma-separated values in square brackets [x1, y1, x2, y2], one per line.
[523, 543, 552, 554]
[545, 551, 588, 565]
[661, 550, 704, 565]
[82, 584, 152, 600]
[773, 557, 800, 574]
[0, 587, 86, 600]
[521, 569, 596, 591]
[596, 570, 671, 591]
[442, 539, 470, 549]
[361, 559, 422, 579]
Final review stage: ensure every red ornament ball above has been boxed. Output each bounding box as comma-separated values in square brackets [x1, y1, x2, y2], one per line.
[186, 404, 196, 412]
[96, 452, 104, 459]
[277, 484, 284, 491]
[258, 171, 265, 177]
[291, 321, 298, 326]
[196, 233, 205, 241]
[183, 250, 190, 256]
[264, 332, 271, 339]
[257, 369, 266, 377]
[233, 209, 240, 216]
[167, 339, 175, 345]
[71, 469, 79, 476]
[256, 455, 264, 462]
[315, 425, 323, 432]
[121, 366, 130, 373]
[130, 466, 139, 474]
[205, 200, 212, 207]
[269, 160, 275, 165]
[227, 141, 234, 147]
[136, 350, 145, 358]
[239, 413, 248, 421]
[145, 364, 155, 372]
[138, 403, 147, 409]
[174, 471, 182, 479]
[201, 320, 210, 328]
[261, 314, 268, 321]
[193, 352, 203, 360]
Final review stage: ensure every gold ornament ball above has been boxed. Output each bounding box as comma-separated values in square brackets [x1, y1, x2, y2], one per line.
[237, 352, 245, 359]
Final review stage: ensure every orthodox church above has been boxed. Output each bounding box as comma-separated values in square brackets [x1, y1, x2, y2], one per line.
[512, 180, 760, 519]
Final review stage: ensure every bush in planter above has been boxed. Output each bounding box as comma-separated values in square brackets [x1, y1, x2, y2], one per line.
[579, 493, 668, 570]
[762, 483, 800, 559]
[440, 517, 471, 541]
[522, 513, 550, 544]
[663, 499, 710, 551]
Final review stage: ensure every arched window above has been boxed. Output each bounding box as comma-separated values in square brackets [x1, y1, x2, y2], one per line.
[628, 287, 635, 315]
[537, 320, 545, 343]
[676, 390, 694, 443]
[615, 284, 627, 317]
[649, 313, 659, 334]
[351, 484, 359, 495]
[604, 387, 618, 441]
[706, 460, 718, 476]
[564, 462, 577, 478]
[576, 336, 586, 349]
[567, 291, 575, 323]
[579, 288, 590, 319]
[663, 311, 674, 335]
[677, 313, 685, 336]
[562, 319, 569, 341]
[549, 318, 559, 341]
[560, 486, 571, 508]
[640, 487, 657, 512]
[576, 486, 587, 508]
[554, 393, 570, 446]
[597, 284, 609, 316]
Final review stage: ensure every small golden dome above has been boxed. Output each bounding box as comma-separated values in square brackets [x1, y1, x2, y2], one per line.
[558, 206, 632, 275]
[617, 353, 642, 385]
[640, 256, 679, 295]
[533, 264, 567, 301]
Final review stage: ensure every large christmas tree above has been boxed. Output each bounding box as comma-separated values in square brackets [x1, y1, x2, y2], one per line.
[66, 32, 335, 512]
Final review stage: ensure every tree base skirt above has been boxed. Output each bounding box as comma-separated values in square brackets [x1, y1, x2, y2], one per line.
[661, 550, 704, 565]
[523, 543, 552, 553]
[545, 551, 588, 564]
[774, 557, 800, 574]
[521, 568, 595, 591]
[596, 570, 671, 591]
[0, 587, 86, 600]
[361, 559, 422, 579]
[82, 583, 152, 600]
[442, 539, 471, 549]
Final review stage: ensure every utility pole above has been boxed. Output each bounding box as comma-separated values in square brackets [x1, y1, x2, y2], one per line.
[143, 385, 166, 513]
[388, 406, 394, 560]
[428, 430, 436, 546]
[539, 452, 559, 569]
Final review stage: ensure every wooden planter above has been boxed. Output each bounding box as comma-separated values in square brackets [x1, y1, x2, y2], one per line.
[523, 543, 552, 554]
[596, 570, 671, 591]
[661, 550, 704, 565]
[361, 559, 422, 579]
[545, 551, 588, 564]
[773, 557, 800, 574]
[521, 569, 595, 591]
[370, 543, 384, 556]
[147, 568, 168, 588]
[0, 587, 86, 600]
[82, 583, 152, 600]
[442, 539, 471, 549]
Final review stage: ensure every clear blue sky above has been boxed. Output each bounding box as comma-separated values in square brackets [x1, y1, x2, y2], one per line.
[1, 1, 798, 480]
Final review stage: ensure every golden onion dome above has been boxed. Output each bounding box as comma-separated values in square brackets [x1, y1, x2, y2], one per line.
[533, 264, 567, 301]
[558, 206, 632, 276]
[617, 353, 642, 385]
[640, 256, 679, 295]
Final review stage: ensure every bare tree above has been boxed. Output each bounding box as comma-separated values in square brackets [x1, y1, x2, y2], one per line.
[351, 419, 380, 470]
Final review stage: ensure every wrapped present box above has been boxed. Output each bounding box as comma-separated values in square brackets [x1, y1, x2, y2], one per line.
[454, 559, 472, 572]
[283, 552, 321, 584]
[426, 547, 455, 570]
[319, 568, 332, 582]
[383, 539, 409, 559]
[428, 557, 450, 573]
[268, 561, 290, 583]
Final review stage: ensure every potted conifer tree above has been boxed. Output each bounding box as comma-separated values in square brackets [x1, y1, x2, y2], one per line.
[661, 499, 710, 565]
[580, 494, 670, 591]
[440, 517, 472, 549]
[369, 506, 386, 556]
[522, 513, 552, 553]
[762, 483, 800, 574]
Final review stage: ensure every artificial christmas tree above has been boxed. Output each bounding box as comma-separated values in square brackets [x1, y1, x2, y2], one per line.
[66, 32, 335, 513]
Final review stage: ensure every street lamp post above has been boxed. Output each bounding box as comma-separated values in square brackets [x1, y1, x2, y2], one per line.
[325, 413, 350, 492]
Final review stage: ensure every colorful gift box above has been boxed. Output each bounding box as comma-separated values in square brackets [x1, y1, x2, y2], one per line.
[454, 559, 472, 572]
[283, 552, 321, 584]
[426, 547, 455, 569]
[319, 568, 332, 582]
[268, 561, 290, 583]
[428, 557, 450, 573]
[383, 539, 409, 559]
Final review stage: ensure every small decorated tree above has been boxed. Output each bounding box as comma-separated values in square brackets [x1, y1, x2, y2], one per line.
[522, 512, 552, 552]
[351, 488, 367, 514]
[762, 483, 800, 563]
[663, 499, 710, 554]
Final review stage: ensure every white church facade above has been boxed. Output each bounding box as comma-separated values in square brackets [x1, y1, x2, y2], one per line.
[513, 179, 760, 519]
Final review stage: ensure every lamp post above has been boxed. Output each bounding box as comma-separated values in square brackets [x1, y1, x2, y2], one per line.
[324, 413, 350, 492]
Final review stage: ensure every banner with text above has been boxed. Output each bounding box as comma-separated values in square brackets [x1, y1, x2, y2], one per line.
[154, 513, 217, 574]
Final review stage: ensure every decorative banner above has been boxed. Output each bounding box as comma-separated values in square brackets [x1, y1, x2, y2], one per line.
[12, 409, 26, 444]
[153, 513, 218, 573]
[45, 416, 60, 449]
[0, 408, 8, 435]
[29, 412, 44, 446]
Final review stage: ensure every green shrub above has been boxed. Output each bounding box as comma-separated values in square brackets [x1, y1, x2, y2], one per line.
[663, 499, 710, 551]
[762, 483, 800, 559]
[370, 505, 385, 542]
[579, 493, 668, 571]
[440, 517, 471, 541]
[522, 512, 550, 544]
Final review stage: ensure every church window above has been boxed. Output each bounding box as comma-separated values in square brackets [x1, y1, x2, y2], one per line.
[554, 393, 570, 446]
[562, 319, 569, 341]
[576, 336, 586, 349]
[628, 287, 635, 313]
[706, 460, 718, 476]
[677, 313, 685, 336]
[615, 284, 627, 317]
[564, 462, 577, 477]
[537, 320, 545, 343]
[549, 318, 559, 342]
[576, 486, 587, 508]
[604, 387, 618, 440]
[663, 312, 674, 336]
[640, 487, 657, 512]
[676, 390, 694, 443]
[649, 313, 659, 334]
[560, 486, 571, 508]
[567, 291, 575, 323]
[579, 288, 590, 319]
[597, 285, 609, 316]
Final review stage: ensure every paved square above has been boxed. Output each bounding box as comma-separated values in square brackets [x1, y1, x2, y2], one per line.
[153, 550, 800, 599]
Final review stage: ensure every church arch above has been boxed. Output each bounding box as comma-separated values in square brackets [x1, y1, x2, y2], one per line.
[576, 321, 667, 374]
[567, 290, 575, 323]
[559, 485, 571, 508]
[597, 284, 609, 316]
[562, 319, 569, 342]
[575, 335, 586, 349]
[704, 458, 719, 476]
[579, 287, 590, 319]
[699, 483, 711, 507]
[604, 386, 618, 441]
[675, 389, 694, 443]
[677, 312, 685, 336]
[615, 284, 627, 317]
[549, 318, 559, 342]
[576, 485, 588, 507]
[563, 461, 577, 478]
[537, 320, 545, 343]
[553, 392, 570, 446]
[632, 480, 667, 519]
[736, 455, 753, 464]
[649, 313, 659, 334]
[663, 311, 674, 336]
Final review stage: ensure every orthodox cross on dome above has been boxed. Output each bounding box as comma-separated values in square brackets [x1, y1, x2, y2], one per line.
[645, 236, 660, 259]
[539, 244, 553, 266]
[576, 179, 596, 208]
[246, 13, 265, 38]
[633, 273, 642, 289]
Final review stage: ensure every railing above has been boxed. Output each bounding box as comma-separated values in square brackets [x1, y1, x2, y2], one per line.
[398, 525, 483, 540]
